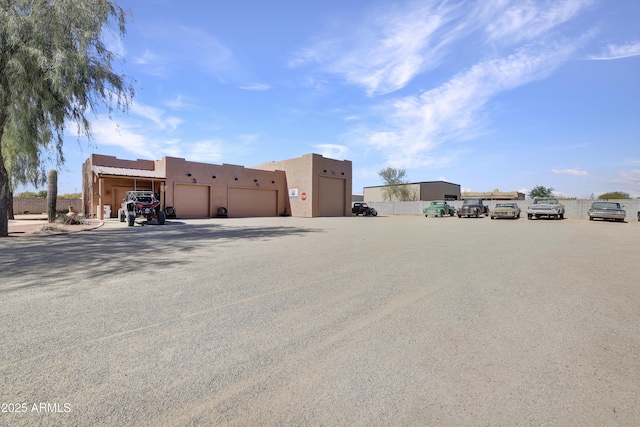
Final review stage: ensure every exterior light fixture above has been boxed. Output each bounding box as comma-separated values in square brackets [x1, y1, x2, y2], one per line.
[234, 177, 238, 181]
[212, 175, 216, 179]
[187, 173, 192, 177]
[253, 179, 258, 182]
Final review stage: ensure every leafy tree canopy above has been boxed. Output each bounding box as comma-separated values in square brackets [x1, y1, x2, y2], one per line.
[0, 0, 134, 237]
[377, 167, 417, 201]
[598, 191, 630, 199]
[528, 185, 555, 199]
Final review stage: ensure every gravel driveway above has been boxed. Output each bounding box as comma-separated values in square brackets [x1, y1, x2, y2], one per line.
[1, 216, 638, 426]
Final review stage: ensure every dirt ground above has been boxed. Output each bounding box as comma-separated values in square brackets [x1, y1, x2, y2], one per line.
[8, 214, 103, 236]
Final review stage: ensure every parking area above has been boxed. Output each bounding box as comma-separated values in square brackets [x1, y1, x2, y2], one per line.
[1, 215, 639, 426]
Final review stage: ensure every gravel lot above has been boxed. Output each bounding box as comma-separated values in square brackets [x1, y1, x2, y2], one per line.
[1, 215, 639, 426]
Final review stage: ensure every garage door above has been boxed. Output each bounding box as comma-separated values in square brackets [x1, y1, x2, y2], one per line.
[319, 177, 345, 217]
[174, 184, 210, 218]
[228, 188, 277, 217]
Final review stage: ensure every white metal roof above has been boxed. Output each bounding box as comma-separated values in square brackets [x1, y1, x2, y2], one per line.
[92, 165, 166, 179]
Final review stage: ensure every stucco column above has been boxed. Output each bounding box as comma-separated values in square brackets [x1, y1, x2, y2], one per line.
[98, 177, 104, 220]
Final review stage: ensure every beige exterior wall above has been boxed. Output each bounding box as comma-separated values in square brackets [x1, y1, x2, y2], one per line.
[364, 181, 460, 202]
[254, 153, 352, 217]
[83, 152, 351, 219]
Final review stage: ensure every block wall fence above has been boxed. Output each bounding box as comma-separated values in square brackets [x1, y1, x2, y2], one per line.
[366, 199, 640, 220]
[13, 198, 83, 215]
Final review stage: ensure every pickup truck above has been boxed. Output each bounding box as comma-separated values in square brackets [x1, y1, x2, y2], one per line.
[352, 202, 377, 216]
[527, 197, 565, 220]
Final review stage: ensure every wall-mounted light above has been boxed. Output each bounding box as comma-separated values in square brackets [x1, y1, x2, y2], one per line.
[323, 170, 327, 173]
[253, 179, 258, 182]
[212, 175, 216, 179]
[192, 178, 197, 183]
[271, 180, 275, 184]
[341, 172, 345, 175]
[187, 173, 192, 177]
[234, 177, 238, 181]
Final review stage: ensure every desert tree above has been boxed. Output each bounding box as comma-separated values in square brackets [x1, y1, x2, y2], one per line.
[598, 191, 630, 200]
[528, 185, 555, 199]
[378, 167, 417, 201]
[0, 0, 134, 237]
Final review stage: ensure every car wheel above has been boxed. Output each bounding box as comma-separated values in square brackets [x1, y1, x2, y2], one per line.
[127, 212, 135, 227]
[560, 213, 564, 219]
[491, 216, 495, 220]
[158, 210, 166, 225]
[527, 214, 532, 220]
[363, 210, 368, 216]
[119, 209, 125, 222]
[371, 209, 377, 216]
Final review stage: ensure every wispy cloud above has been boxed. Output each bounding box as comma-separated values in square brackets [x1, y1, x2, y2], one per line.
[589, 41, 640, 60]
[291, 0, 592, 97]
[130, 101, 183, 131]
[291, 1, 464, 95]
[358, 40, 583, 167]
[551, 168, 589, 176]
[239, 83, 272, 91]
[485, 0, 592, 44]
[313, 144, 349, 160]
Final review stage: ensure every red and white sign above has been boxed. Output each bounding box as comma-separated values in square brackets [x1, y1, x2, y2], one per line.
[301, 192, 307, 201]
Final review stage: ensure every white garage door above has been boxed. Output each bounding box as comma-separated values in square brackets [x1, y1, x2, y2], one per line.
[228, 188, 277, 217]
[174, 184, 210, 218]
[319, 177, 345, 217]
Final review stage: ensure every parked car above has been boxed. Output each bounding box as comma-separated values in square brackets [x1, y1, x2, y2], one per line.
[491, 202, 521, 219]
[423, 200, 455, 217]
[352, 202, 377, 216]
[119, 191, 166, 226]
[527, 197, 565, 220]
[588, 201, 626, 222]
[458, 198, 489, 218]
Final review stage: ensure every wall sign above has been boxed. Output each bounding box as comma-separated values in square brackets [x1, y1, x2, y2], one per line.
[289, 188, 298, 199]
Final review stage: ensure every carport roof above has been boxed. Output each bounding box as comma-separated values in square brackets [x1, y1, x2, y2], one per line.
[92, 165, 166, 179]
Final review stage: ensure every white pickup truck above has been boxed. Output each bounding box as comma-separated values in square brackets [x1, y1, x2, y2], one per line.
[527, 197, 565, 220]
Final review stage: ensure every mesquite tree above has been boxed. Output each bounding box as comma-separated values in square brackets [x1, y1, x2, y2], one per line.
[0, 0, 134, 237]
[47, 169, 58, 222]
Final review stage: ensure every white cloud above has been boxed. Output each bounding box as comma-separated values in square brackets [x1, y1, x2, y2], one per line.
[313, 144, 349, 160]
[130, 101, 183, 131]
[589, 41, 640, 60]
[291, 1, 463, 95]
[551, 168, 589, 176]
[239, 83, 272, 91]
[486, 0, 592, 44]
[358, 41, 582, 167]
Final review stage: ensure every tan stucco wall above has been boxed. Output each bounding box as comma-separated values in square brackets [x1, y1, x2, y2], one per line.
[84, 153, 351, 219]
[159, 157, 288, 218]
[254, 153, 352, 217]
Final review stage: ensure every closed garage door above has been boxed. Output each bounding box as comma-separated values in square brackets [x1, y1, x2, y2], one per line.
[228, 188, 277, 217]
[319, 177, 345, 216]
[174, 184, 210, 218]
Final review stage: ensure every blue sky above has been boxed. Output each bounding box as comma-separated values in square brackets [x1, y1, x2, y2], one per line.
[33, 0, 640, 198]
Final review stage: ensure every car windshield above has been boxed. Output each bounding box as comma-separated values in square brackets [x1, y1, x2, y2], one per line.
[462, 199, 481, 205]
[534, 198, 557, 204]
[432, 201, 444, 206]
[496, 204, 514, 208]
[591, 202, 620, 209]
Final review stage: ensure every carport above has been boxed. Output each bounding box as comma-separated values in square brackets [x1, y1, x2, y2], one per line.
[90, 165, 166, 220]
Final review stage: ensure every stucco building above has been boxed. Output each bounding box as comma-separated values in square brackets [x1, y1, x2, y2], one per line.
[363, 181, 461, 202]
[83, 153, 352, 219]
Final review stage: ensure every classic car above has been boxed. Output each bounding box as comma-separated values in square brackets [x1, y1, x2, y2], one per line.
[457, 198, 489, 218]
[352, 202, 378, 216]
[423, 200, 455, 217]
[588, 201, 626, 222]
[527, 197, 565, 220]
[491, 202, 521, 219]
